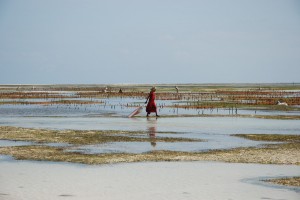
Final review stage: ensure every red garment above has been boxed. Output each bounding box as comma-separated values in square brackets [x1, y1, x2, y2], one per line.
[146, 91, 157, 113]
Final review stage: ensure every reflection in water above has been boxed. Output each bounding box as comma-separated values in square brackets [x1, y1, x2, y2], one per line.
[147, 118, 157, 148]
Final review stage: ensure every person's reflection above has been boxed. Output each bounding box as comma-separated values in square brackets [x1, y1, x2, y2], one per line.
[147, 117, 157, 148]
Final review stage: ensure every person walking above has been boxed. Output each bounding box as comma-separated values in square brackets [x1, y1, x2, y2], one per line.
[145, 87, 159, 117]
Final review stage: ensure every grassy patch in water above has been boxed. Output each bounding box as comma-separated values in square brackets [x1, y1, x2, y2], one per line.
[233, 134, 300, 142]
[168, 102, 300, 111]
[135, 114, 300, 120]
[0, 142, 299, 165]
[0, 100, 102, 105]
[264, 177, 300, 187]
[0, 126, 299, 167]
[251, 115, 300, 120]
[0, 126, 201, 145]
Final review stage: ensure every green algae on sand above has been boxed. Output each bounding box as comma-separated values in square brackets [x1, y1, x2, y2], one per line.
[264, 177, 300, 187]
[0, 126, 299, 178]
[0, 126, 202, 145]
[232, 134, 300, 142]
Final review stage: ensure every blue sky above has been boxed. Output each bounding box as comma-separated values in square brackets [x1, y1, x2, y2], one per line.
[0, 0, 299, 84]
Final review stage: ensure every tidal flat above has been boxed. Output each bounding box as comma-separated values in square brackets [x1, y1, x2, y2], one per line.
[0, 126, 200, 145]
[0, 126, 299, 166]
[1, 83, 300, 118]
[0, 83, 300, 194]
[0, 128, 300, 190]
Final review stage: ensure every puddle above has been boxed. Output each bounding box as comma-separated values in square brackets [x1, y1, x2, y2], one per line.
[0, 140, 33, 147]
[66, 134, 271, 154]
[0, 155, 15, 162]
[44, 142, 71, 147]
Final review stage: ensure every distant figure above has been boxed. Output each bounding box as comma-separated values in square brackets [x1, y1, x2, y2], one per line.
[103, 87, 108, 93]
[118, 88, 123, 93]
[145, 87, 159, 117]
[277, 101, 288, 106]
[175, 86, 179, 93]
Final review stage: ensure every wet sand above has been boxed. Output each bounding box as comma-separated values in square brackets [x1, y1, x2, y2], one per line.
[0, 157, 299, 200]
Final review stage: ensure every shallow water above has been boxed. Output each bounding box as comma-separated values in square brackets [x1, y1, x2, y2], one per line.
[1, 115, 299, 153]
[1, 97, 299, 155]
[66, 139, 268, 154]
[0, 96, 299, 154]
[0, 140, 33, 147]
[1, 96, 300, 118]
[1, 116, 299, 135]
[0, 158, 299, 200]
[0, 91, 300, 199]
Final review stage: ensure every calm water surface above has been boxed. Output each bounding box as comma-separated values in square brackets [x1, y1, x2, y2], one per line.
[0, 102, 299, 153]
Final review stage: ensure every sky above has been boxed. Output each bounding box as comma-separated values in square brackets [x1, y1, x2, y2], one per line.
[0, 0, 299, 84]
